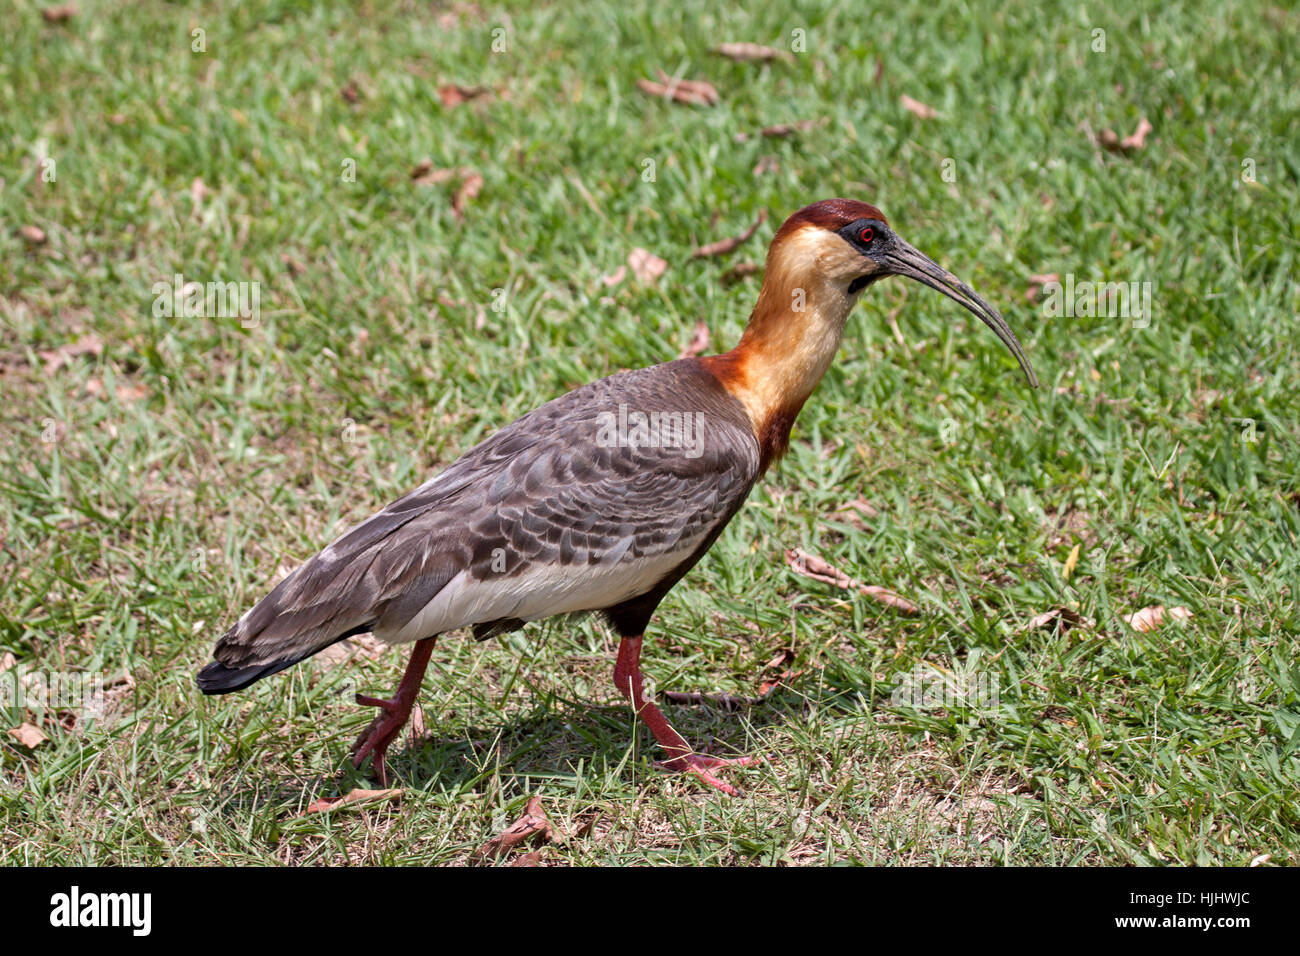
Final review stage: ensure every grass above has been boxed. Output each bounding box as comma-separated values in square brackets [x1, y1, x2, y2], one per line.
[1, 0, 1297, 865]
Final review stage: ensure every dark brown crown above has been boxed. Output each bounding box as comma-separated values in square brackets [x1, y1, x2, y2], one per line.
[772, 199, 888, 244]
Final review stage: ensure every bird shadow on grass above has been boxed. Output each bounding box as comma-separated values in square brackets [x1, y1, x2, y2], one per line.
[326, 676, 874, 796]
[199, 666, 880, 825]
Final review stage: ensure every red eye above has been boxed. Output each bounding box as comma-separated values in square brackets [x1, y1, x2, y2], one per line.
[859, 227, 874, 244]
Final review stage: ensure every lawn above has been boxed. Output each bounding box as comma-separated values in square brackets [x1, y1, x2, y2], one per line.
[1, 0, 1297, 865]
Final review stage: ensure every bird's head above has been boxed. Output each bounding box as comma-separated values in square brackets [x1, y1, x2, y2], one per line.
[752, 198, 1038, 388]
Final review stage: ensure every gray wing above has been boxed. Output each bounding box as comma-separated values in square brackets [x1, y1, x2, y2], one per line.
[197, 359, 759, 692]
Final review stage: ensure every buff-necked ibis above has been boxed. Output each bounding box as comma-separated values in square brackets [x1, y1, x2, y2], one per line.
[198, 199, 1037, 794]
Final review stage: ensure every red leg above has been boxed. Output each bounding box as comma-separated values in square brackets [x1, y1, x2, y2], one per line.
[612, 635, 758, 796]
[351, 636, 437, 786]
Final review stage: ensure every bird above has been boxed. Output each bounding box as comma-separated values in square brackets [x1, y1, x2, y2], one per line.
[198, 198, 1037, 795]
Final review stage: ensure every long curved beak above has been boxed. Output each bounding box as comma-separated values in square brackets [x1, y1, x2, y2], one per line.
[883, 241, 1038, 388]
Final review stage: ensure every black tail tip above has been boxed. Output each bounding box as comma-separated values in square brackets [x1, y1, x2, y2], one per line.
[197, 657, 297, 694]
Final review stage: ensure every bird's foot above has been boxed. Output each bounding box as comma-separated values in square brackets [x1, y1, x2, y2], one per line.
[348, 636, 438, 786]
[656, 752, 762, 796]
[350, 693, 414, 787]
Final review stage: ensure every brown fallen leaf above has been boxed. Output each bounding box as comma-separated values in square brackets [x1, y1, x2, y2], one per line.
[1124, 605, 1191, 633]
[9, 723, 47, 748]
[712, 42, 793, 64]
[304, 787, 402, 814]
[1025, 272, 1060, 303]
[600, 265, 627, 288]
[721, 261, 760, 284]
[758, 646, 803, 697]
[691, 210, 767, 259]
[1121, 117, 1153, 150]
[510, 852, 543, 867]
[452, 170, 483, 221]
[340, 79, 362, 104]
[38, 333, 103, 375]
[438, 84, 492, 107]
[20, 224, 48, 245]
[678, 320, 710, 358]
[637, 70, 719, 107]
[115, 382, 148, 404]
[900, 94, 938, 119]
[760, 120, 815, 138]
[785, 547, 920, 615]
[1098, 117, 1153, 153]
[474, 796, 552, 862]
[408, 704, 427, 742]
[734, 120, 818, 143]
[1026, 607, 1095, 632]
[190, 176, 210, 204]
[410, 162, 460, 187]
[280, 252, 307, 276]
[763, 648, 795, 671]
[628, 247, 668, 284]
[42, 5, 76, 23]
[569, 813, 602, 842]
[830, 496, 880, 530]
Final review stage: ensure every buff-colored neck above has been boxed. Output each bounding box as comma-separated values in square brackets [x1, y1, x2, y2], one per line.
[702, 225, 869, 460]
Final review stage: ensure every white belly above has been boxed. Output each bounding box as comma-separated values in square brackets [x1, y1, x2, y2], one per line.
[375, 538, 705, 645]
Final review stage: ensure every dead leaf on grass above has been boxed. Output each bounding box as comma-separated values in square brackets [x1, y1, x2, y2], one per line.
[1025, 272, 1059, 303]
[637, 70, 719, 107]
[1026, 607, 1096, 632]
[900, 94, 938, 119]
[691, 210, 767, 259]
[410, 159, 459, 185]
[678, 320, 710, 358]
[1098, 117, 1153, 153]
[9, 723, 47, 748]
[712, 42, 793, 64]
[42, 5, 76, 23]
[628, 247, 667, 284]
[785, 547, 920, 615]
[304, 787, 403, 814]
[438, 84, 492, 107]
[1124, 605, 1191, 633]
[721, 261, 760, 284]
[38, 333, 102, 375]
[829, 496, 880, 530]
[474, 795, 552, 862]
[452, 170, 483, 221]
[734, 120, 817, 143]
[758, 646, 803, 696]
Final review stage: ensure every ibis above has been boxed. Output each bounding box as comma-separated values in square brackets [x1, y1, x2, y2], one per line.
[198, 199, 1037, 794]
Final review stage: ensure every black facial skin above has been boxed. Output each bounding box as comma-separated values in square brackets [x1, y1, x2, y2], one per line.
[839, 218, 893, 294]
